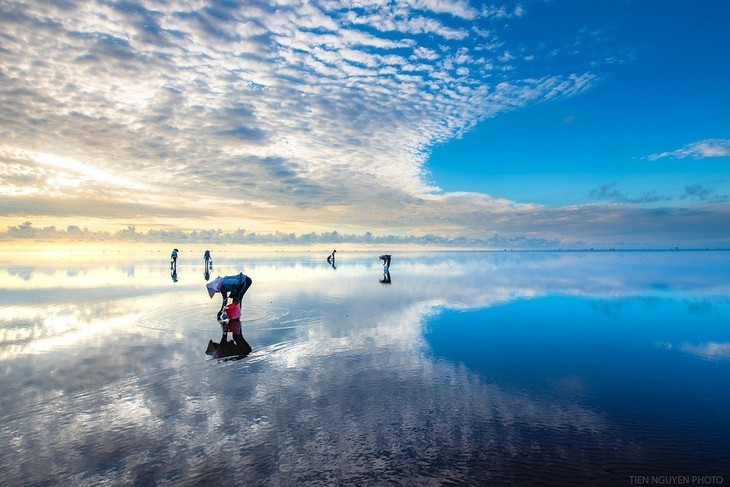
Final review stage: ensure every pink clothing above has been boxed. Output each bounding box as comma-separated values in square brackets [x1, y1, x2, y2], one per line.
[224, 302, 241, 320]
[226, 318, 241, 334]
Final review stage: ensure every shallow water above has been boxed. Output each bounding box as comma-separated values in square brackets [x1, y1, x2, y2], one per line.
[1, 250, 729, 486]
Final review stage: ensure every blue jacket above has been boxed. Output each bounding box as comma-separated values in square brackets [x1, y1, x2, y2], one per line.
[220, 273, 248, 293]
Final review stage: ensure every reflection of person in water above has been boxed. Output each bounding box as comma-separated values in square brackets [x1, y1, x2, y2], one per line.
[223, 318, 252, 356]
[206, 273, 253, 318]
[380, 269, 391, 284]
[206, 337, 240, 359]
[206, 300, 252, 358]
[205, 320, 252, 358]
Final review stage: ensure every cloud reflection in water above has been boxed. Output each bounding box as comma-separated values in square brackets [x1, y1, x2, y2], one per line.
[0, 251, 728, 484]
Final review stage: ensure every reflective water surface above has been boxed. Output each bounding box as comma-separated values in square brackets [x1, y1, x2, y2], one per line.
[1, 250, 729, 486]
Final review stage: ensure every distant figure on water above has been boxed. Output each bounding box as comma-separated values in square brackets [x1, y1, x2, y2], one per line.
[206, 272, 253, 318]
[170, 248, 179, 268]
[203, 250, 212, 281]
[379, 254, 391, 284]
[379, 254, 391, 270]
[327, 250, 336, 267]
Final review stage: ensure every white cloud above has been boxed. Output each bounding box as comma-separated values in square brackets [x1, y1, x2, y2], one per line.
[0, 0, 605, 240]
[343, 10, 470, 40]
[404, 0, 480, 20]
[481, 5, 512, 19]
[648, 139, 730, 161]
[411, 46, 440, 61]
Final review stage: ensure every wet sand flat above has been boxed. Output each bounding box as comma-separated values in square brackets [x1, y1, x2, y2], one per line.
[1, 250, 729, 485]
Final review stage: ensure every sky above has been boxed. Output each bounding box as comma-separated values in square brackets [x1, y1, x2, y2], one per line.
[0, 0, 728, 249]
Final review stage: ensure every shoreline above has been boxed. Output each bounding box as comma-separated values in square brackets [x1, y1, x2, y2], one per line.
[1, 242, 728, 265]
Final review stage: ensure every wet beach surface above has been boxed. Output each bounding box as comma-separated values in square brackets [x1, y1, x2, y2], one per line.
[1, 250, 729, 486]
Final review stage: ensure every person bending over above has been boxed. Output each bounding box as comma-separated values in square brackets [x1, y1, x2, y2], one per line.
[206, 272, 253, 318]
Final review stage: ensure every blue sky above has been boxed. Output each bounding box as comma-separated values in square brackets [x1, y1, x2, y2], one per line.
[0, 0, 728, 248]
[428, 0, 730, 205]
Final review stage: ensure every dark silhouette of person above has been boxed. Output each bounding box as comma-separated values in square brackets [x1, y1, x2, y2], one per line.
[206, 273, 253, 318]
[379, 254, 391, 270]
[380, 269, 391, 284]
[208, 300, 252, 358]
[206, 314, 252, 359]
[170, 248, 179, 268]
[327, 249, 336, 265]
[379, 254, 392, 284]
[220, 314, 252, 356]
[205, 337, 240, 359]
[203, 250, 212, 280]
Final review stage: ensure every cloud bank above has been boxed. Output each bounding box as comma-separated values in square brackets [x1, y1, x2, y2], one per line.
[3, 217, 729, 249]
